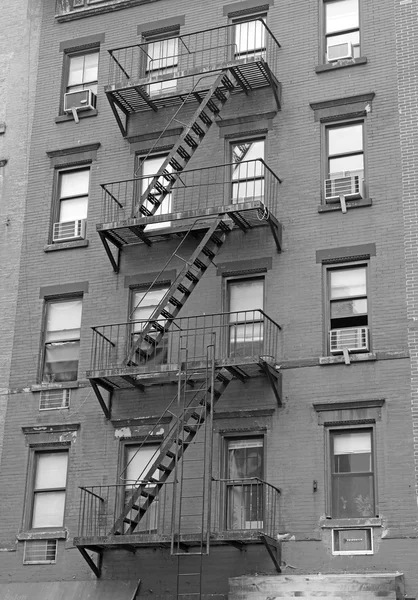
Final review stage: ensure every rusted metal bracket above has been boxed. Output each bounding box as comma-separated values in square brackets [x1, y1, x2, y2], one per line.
[77, 546, 103, 578]
[260, 534, 282, 573]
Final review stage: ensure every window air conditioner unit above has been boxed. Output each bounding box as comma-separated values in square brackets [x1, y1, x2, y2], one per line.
[328, 41, 354, 62]
[64, 89, 96, 113]
[53, 219, 86, 242]
[324, 173, 365, 203]
[329, 326, 369, 354]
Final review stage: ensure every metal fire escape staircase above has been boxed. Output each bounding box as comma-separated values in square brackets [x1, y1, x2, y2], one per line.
[101, 70, 236, 272]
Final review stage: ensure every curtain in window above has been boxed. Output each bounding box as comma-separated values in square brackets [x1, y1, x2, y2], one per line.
[227, 439, 263, 530]
[123, 446, 160, 533]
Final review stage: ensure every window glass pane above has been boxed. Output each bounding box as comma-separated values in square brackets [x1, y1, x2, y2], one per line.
[132, 287, 168, 330]
[325, 0, 358, 34]
[68, 55, 85, 87]
[140, 155, 172, 227]
[234, 18, 266, 55]
[124, 446, 159, 484]
[60, 170, 90, 199]
[35, 452, 68, 489]
[328, 156, 364, 177]
[331, 474, 374, 517]
[228, 439, 263, 478]
[328, 124, 363, 156]
[59, 196, 88, 222]
[148, 38, 178, 70]
[46, 300, 82, 341]
[232, 140, 264, 180]
[330, 268, 366, 299]
[32, 491, 66, 528]
[83, 52, 99, 82]
[229, 279, 264, 316]
[43, 341, 80, 382]
[330, 298, 367, 319]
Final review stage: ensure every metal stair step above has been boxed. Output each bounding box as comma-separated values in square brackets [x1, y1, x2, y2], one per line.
[177, 146, 191, 161]
[199, 110, 212, 126]
[169, 295, 183, 308]
[169, 157, 184, 171]
[184, 133, 198, 148]
[191, 122, 206, 137]
[185, 271, 199, 284]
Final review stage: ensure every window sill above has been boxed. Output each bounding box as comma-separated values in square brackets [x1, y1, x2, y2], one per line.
[319, 353, 376, 366]
[318, 198, 372, 213]
[44, 239, 89, 252]
[17, 529, 67, 541]
[55, 109, 98, 123]
[321, 517, 381, 529]
[31, 382, 80, 392]
[315, 57, 368, 73]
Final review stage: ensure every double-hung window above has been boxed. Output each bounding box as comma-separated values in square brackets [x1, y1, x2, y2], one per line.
[143, 33, 179, 96]
[231, 15, 266, 61]
[227, 277, 264, 358]
[31, 451, 68, 528]
[225, 437, 264, 530]
[330, 429, 375, 518]
[53, 168, 89, 242]
[42, 298, 82, 383]
[325, 122, 364, 203]
[138, 154, 173, 229]
[66, 50, 99, 96]
[327, 264, 369, 354]
[122, 444, 160, 533]
[324, 0, 360, 63]
[130, 285, 169, 363]
[231, 138, 265, 204]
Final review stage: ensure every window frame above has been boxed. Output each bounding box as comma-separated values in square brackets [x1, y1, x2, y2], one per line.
[134, 152, 173, 228]
[50, 165, 91, 243]
[323, 260, 371, 356]
[228, 13, 268, 62]
[221, 433, 266, 531]
[25, 447, 69, 531]
[224, 274, 266, 358]
[60, 46, 100, 115]
[141, 28, 180, 96]
[39, 295, 83, 384]
[117, 439, 161, 534]
[325, 424, 378, 520]
[321, 0, 361, 65]
[321, 118, 366, 205]
[227, 135, 266, 205]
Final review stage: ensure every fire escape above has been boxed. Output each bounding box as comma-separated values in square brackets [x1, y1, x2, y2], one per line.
[75, 20, 284, 589]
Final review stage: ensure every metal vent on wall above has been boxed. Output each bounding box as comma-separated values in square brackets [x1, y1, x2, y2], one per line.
[39, 389, 71, 411]
[23, 540, 57, 564]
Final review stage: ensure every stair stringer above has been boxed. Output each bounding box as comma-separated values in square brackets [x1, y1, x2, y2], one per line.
[132, 69, 236, 220]
[125, 216, 231, 365]
[110, 367, 232, 535]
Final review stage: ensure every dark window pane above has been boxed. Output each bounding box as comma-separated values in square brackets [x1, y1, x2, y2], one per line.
[331, 474, 374, 517]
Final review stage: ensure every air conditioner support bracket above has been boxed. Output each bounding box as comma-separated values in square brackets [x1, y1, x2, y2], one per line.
[260, 534, 282, 573]
[71, 106, 80, 124]
[77, 546, 103, 578]
[342, 347, 351, 365]
[99, 232, 121, 273]
[339, 194, 347, 214]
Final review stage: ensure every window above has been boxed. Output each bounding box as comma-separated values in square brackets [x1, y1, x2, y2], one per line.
[327, 264, 369, 354]
[231, 15, 266, 61]
[227, 277, 264, 357]
[66, 50, 99, 96]
[121, 444, 160, 533]
[225, 437, 264, 530]
[138, 154, 172, 229]
[231, 138, 265, 203]
[143, 32, 178, 96]
[42, 298, 82, 382]
[324, 0, 360, 63]
[130, 285, 169, 363]
[31, 451, 68, 528]
[326, 122, 364, 181]
[53, 168, 89, 242]
[23, 539, 58, 564]
[330, 429, 375, 518]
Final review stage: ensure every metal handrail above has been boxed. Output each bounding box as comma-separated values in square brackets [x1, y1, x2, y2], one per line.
[101, 159, 282, 192]
[91, 309, 282, 333]
[108, 19, 281, 57]
[215, 477, 282, 495]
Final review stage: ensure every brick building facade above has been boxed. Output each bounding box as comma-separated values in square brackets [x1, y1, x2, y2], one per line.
[0, 0, 417, 598]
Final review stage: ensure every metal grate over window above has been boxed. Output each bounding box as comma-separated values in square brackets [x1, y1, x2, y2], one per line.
[23, 539, 57, 564]
[39, 389, 71, 411]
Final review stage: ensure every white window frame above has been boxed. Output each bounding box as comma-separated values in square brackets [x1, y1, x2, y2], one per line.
[30, 450, 69, 530]
[323, 0, 360, 64]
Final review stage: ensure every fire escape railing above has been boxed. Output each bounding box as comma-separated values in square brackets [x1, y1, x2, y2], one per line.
[107, 21, 281, 88]
[89, 310, 281, 374]
[100, 159, 281, 225]
[77, 478, 281, 541]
